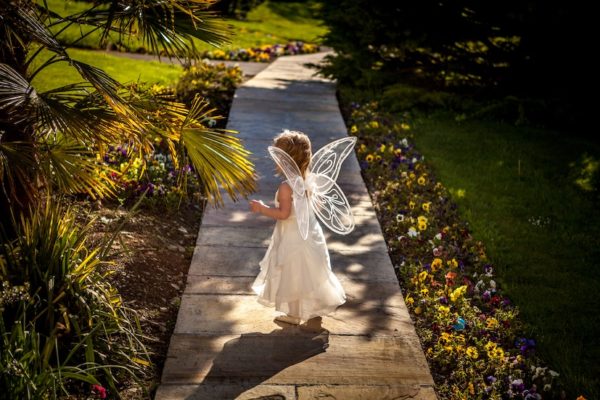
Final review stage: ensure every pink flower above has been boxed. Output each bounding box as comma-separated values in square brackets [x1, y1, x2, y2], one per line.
[92, 384, 107, 399]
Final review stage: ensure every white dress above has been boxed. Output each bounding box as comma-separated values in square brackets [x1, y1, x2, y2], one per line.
[252, 184, 347, 321]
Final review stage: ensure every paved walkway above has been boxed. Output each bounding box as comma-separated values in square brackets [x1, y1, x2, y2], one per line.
[155, 52, 436, 400]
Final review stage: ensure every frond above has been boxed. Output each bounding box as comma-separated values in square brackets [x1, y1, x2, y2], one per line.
[179, 97, 256, 205]
[70, 0, 231, 60]
[0, 140, 39, 206]
[38, 137, 118, 199]
[0, 63, 140, 146]
[1, 1, 65, 53]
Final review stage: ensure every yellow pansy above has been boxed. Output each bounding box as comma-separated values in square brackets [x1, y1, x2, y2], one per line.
[438, 305, 450, 314]
[422, 202, 431, 212]
[466, 347, 479, 359]
[447, 258, 459, 269]
[486, 318, 499, 329]
[492, 347, 505, 360]
[450, 285, 467, 302]
[366, 154, 374, 163]
[409, 200, 416, 209]
[418, 221, 427, 231]
[439, 332, 451, 343]
[431, 258, 443, 271]
[417, 176, 427, 185]
[351, 125, 358, 133]
[484, 341, 497, 352]
[418, 271, 428, 282]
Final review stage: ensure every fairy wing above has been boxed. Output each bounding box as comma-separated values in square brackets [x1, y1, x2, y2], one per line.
[267, 145, 310, 240]
[307, 136, 357, 235]
[308, 174, 355, 235]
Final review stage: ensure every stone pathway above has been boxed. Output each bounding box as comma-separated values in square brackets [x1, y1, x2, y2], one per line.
[154, 52, 436, 400]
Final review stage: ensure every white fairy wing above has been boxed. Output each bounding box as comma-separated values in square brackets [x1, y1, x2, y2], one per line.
[309, 136, 357, 188]
[307, 137, 357, 235]
[308, 174, 354, 235]
[267, 145, 310, 240]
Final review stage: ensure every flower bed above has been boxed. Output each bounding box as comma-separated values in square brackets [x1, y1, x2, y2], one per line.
[345, 101, 577, 399]
[200, 41, 319, 62]
[99, 62, 245, 207]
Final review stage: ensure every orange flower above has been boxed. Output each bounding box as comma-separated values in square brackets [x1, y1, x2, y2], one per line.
[445, 271, 457, 286]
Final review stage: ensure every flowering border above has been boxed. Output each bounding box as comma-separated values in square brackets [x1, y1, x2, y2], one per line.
[200, 42, 320, 62]
[345, 101, 578, 399]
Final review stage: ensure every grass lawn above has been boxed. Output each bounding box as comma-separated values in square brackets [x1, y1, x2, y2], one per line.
[45, 0, 327, 53]
[412, 115, 600, 397]
[30, 48, 183, 92]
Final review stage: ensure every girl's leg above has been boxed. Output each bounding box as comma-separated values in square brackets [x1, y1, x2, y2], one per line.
[288, 300, 300, 318]
[274, 300, 301, 325]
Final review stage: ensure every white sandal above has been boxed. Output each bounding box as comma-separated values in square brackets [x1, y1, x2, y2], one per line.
[275, 315, 302, 325]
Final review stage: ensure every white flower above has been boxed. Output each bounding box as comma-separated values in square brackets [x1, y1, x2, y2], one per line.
[407, 227, 418, 238]
[396, 214, 405, 222]
[543, 384, 552, 392]
[434, 233, 442, 240]
[549, 370, 560, 377]
[489, 280, 497, 289]
[411, 157, 418, 164]
[401, 138, 408, 147]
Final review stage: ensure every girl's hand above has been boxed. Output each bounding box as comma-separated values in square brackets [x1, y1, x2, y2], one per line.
[249, 199, 264, 213]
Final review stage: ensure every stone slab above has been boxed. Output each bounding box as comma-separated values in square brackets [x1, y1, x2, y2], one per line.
[188, 246, 397, 282]
[155, 383, 296, 400]
[161, 333, 433, 386]
[173, 288, 413, 337]
[194, 224, 388, 253]
[297, 385, 438, 400]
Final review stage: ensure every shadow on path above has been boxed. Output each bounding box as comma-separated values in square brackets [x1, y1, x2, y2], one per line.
[187, 320, 329, 400]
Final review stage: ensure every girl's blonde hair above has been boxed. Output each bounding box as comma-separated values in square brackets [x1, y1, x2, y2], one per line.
[273, 130, 312, 177]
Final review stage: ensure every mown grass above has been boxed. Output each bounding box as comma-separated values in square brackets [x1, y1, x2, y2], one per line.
[411, 114, 600, 397]
[45, 0, 327, 53]
[30, 48, 183, 92]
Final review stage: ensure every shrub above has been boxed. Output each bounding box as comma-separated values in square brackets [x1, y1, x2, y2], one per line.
[0, 198, 150, 399]
[176, 61, 244, 117]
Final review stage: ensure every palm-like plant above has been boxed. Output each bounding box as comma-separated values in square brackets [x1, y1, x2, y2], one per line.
[0, 0, 256, 233]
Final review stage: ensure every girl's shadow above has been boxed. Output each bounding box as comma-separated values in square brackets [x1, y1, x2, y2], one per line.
[191, 318, 329, 399]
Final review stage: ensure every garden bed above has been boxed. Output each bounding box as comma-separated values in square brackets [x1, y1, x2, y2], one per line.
[70, 200, 202, 399]
[340, 100, 576, 399]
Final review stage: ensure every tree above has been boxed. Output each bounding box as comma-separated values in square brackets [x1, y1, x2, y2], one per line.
[0, 0, 256, 235]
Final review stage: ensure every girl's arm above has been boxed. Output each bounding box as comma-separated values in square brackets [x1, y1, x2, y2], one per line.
[250, 183, 292, 220]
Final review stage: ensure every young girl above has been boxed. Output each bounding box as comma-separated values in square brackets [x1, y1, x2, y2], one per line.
[249, 130, 347, 325]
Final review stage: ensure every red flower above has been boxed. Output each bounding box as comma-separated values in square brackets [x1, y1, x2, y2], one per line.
[92, 384, 107, 399]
